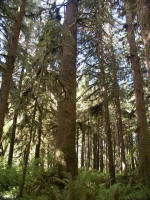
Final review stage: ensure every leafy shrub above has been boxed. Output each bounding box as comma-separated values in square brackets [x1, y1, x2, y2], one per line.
[0, 162, 20, 192]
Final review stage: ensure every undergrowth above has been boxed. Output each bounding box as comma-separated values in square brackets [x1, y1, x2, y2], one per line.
[0, 163, 150, 200]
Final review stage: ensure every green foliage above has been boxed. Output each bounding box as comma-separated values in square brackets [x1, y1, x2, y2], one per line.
[0, 166, 150, 200]
[64, 170, 109, 200]
[96, 183, 150, 200]
[63, 170, 150, 200]
[0, 161, 20, 197]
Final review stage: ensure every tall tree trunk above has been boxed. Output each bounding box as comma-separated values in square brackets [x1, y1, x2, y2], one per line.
[56, 0, 78, 178]
[96, 1, 115, 183]
[0, 0, 26, 142]
[125, 0, 150, 185]
[136, 0, 150, 80]
[97, 23, 115, 184]
[109, 27, 127, 174]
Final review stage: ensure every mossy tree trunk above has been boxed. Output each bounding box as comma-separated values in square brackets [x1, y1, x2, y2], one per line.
[56, 0, 78, 178]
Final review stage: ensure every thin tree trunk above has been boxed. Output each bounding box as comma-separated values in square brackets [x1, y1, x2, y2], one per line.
[87, 116, 91, 168]
[56, 0, 78, 178]
[93, 117, 100, 170]
[97, 134, 100, 170]
[8, 66, 24, 167]
[97, 34, 115, 183]
[109, 27, 127, 174]
[0, 0, 26, 142]
[100, 137, 104, 172]
[96, 4, 115, 183]
[99, 118, 104, 172]
[130, 133, 135, 170]
[19, 99, 37, 197]
[125, 0, 150, 184]
[76, 127, 79, 168]
[81, 123, 85, 168]
[35, 108, 43, 163]
[93, 132, 97, 169]
[8, 112, 17, 167]
[105, 142, 108, 173]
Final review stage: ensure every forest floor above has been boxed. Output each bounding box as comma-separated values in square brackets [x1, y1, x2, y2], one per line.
[0, 163, 150, 200]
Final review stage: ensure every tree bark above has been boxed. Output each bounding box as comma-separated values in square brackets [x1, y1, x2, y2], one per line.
[125, 0, 150, 185]
[0, 0, 26, 142]
[136, 0, 150, 80]
[56, 0, 78, 178]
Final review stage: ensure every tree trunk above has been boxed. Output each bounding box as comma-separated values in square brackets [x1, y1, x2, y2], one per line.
[136, 0, 150, 80]
[76, 127, 79, 168]
[130, 133, 135, 170]
[93, 132, 97, 169]
[96, 1, 115, 183]
[35, 108, 43, 163]
[87, 116, 91, 168]
[125, 0, 150, 185]
[97, 23, 115, 184]
[81, 123, 85, 168]
[8, 66, 24, 167]
[0, 0, 26, 142]
[109, 27, 127, 174]
[19, 99, 37, 197]
[100, 137, 104, 172]
[93, 117, 100, 170]
[8, 112, 17, 167]
[56, 0, 78, 178]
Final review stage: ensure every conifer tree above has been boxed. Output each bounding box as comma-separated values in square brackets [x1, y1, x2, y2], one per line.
[56, 0, 78, 178]
[0, 0, 26, 143]
[125, 0, 150, 185]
